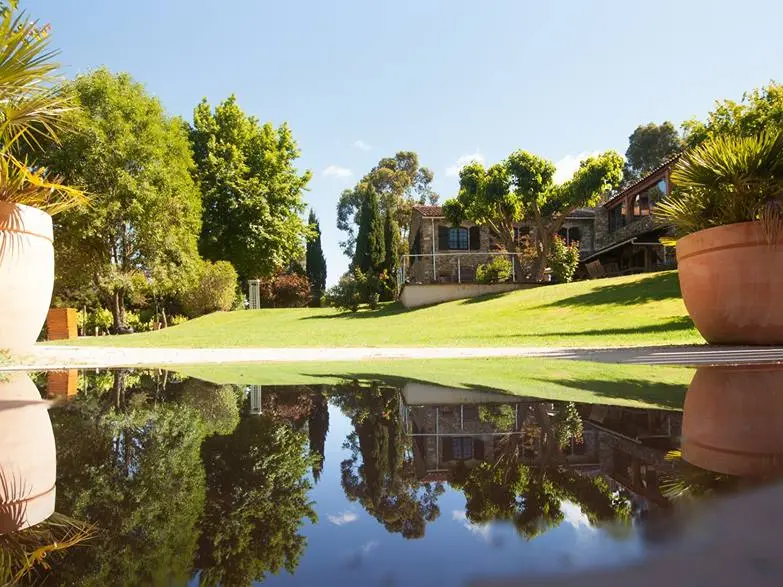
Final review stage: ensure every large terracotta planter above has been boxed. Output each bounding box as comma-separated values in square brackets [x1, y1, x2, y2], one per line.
[0, 202, 55, 351]
[676, 221, 783, 345]
[0, 373, 57, 534]
[682, 365, 783, 477]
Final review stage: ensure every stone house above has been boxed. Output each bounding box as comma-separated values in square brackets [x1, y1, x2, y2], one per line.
[405, 205, 595, 284]
[404, 157, 679, 284]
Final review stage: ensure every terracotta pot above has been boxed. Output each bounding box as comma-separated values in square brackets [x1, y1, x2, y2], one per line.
[0, 373, 56, 534]
[676, 221, 783, 344]
[0, 202, 55, 351]
[682, 365, 783, 477]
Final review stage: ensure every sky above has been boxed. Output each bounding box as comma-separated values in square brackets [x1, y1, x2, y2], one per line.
[24, 0, 783, 284]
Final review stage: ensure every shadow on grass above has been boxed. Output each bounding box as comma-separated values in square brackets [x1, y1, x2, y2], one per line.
[457, 291, 513, 305]
[299, 302, 412, 320]
[486, 316, 696, 339]
[299, 371, 687, 410]
[544, 272, 682, 308]
[528, 377, 686, 410]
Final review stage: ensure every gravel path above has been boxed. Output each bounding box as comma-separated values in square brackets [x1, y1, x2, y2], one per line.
[3, 344, 783, 370]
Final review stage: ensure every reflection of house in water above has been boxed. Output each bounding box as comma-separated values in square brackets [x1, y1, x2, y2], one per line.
[401, 383, 682, 506]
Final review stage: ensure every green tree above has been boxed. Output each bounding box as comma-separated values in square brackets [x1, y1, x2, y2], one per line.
[190, 95, 311, 282]
[381, 208, 401, 300]
[337, 151, 436, 258]
[353, 185, 385, 273]
[36, 69, 202, 330]
[683, 81, 783, 149]
[623, 122, 682, 183]
[196, 414, 316, 586]
[444, 150, 623, 281]
[305, 209, 327, 306]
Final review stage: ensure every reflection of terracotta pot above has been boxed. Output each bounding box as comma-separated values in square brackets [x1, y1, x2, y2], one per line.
[682, 366, 783, 476]
[677, 221, 783, 344]
[0, 373, 56, 534]
[0, 202, 54, 351]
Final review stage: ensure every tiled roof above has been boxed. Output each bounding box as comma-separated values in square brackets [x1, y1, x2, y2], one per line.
[603, 154, 681, 208]
[567, 207, 596, 219]
[412, 205, 444, 217]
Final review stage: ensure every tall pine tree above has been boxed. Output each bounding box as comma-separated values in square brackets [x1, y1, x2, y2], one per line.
[307, 388, 329, 484]
[353, 185, 385, 273]
[305, 209, 327, 306]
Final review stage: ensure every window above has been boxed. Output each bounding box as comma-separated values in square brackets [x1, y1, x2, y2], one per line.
[451, 437, 474, 460]
[448, 227, 469, 250]
[609, 203, 626, 233]
[558, 227, 582, 246]
[633, 194, 650, 218]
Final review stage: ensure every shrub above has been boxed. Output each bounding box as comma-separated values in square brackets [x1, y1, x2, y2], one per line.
[548, 236, 581, 283]
[325, 271, 363, 312]
[271, 273, 311, 308]
[169, 314, 189, 327]
[181, 260, 238, 318]
[475, 256, 513, 284]
[82, 307, 113, 335]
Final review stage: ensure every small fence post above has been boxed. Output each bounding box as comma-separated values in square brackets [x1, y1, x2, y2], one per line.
[457, 257, 461, 283]
[511, 253, 516, 282]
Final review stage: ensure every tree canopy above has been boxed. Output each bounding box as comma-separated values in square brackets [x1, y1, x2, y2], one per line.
[36, 68, 202, 329]
[353, 184, 385, 273]
[444, 150, 623, 280]
[624, 122, 682, 183]
[337, 151, 436, 258]
[190, 95, 311, 282]
[682, 81, 783, 149]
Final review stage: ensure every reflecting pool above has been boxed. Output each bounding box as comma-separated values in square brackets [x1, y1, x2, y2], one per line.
[1, 364, 782, 585]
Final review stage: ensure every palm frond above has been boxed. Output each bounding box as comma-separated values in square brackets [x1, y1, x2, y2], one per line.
[654, 131, 783, 240]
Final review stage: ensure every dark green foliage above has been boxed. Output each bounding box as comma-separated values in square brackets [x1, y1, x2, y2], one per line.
[305, 209, 327, 306]
[308, 388, 330, 483]
[353, 185, 385, 273]
[190, 96, 311, 282]
[623, 122, 682, 184]
[381, 208, 401, 300]
[325, 271, 364, 312]
[475, 256, 513, 284]
[196, 415, 316, 586]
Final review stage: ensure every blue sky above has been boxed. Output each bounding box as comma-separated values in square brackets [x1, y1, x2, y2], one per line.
[25, 0, 783, 284]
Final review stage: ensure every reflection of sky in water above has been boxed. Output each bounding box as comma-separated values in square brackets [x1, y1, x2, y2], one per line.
[256, 405, 646, 587]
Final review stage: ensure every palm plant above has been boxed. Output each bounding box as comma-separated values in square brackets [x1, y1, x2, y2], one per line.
[654, 131, 783, 242]
[0, 8, 85, 214]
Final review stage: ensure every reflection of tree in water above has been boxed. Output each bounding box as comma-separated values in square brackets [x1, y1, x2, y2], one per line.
[46, 371, 316, 586]
[196, 412, 317, 586]
[451, 402, 630, 540]
[332, 382, 444, 539]
[308, 387, 329, 483]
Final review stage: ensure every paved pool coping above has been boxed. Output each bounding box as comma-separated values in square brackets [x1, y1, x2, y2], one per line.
[3, 344, 783, 371]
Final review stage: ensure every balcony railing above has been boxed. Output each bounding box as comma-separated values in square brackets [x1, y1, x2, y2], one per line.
[401, 251, 522, 284]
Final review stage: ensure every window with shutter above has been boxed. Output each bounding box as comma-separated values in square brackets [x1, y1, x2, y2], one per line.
[438, 226, 449, 250]
[469, 226, 481, 250]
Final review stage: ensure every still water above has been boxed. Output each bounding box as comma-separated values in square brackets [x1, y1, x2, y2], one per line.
[1, 365, 782, 586]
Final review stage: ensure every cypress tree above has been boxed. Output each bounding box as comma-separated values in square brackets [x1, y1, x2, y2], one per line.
[305, 209, 327, 306]
[353, 185, 385, 273]
[382, 209, 400, 300]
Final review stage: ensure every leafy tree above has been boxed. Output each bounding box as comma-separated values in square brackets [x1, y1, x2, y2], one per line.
[305, 209, 327, 306]
[307, 387, 330, 483]
[190, 95, 311, 282]
[353, 184, 386, 273]
[623, 122, 682, 183]
[331, 383, 444, 539]
[337, 151, 436, 257]
[180, 259, 238, 317]
[683, 81, 783, 149]
[36, 68, 202, 330]
[548, 236, 581, 283]
[444, 150, 623, 281]
[196, 415, 316, 586]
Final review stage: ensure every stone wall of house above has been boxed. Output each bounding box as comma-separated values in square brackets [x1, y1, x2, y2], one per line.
[562, 217, 596, 254]
[593, 207, 611, 250]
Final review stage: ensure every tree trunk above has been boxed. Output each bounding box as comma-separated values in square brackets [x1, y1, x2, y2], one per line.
[112, 288, 126, 330]
[534, 233, 552, 282]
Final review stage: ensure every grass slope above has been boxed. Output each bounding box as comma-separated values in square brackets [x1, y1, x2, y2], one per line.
[66, 271, 703, 349]
[177, 357, 694, 410]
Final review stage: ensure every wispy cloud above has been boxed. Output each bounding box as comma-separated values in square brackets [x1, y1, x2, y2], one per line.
[323, 165, 353, 178]
[452, 510, 492, 542]
[553, 151, 601, 185]
[353, 139, 372, 151]
[560, 501, 596, 532]
[445, 152, 485, 177]
[328, 511, 359, 526]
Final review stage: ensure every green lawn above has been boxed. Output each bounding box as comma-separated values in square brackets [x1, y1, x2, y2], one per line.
[64, 271, 703, 349]
[176, 357, 694, 410]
